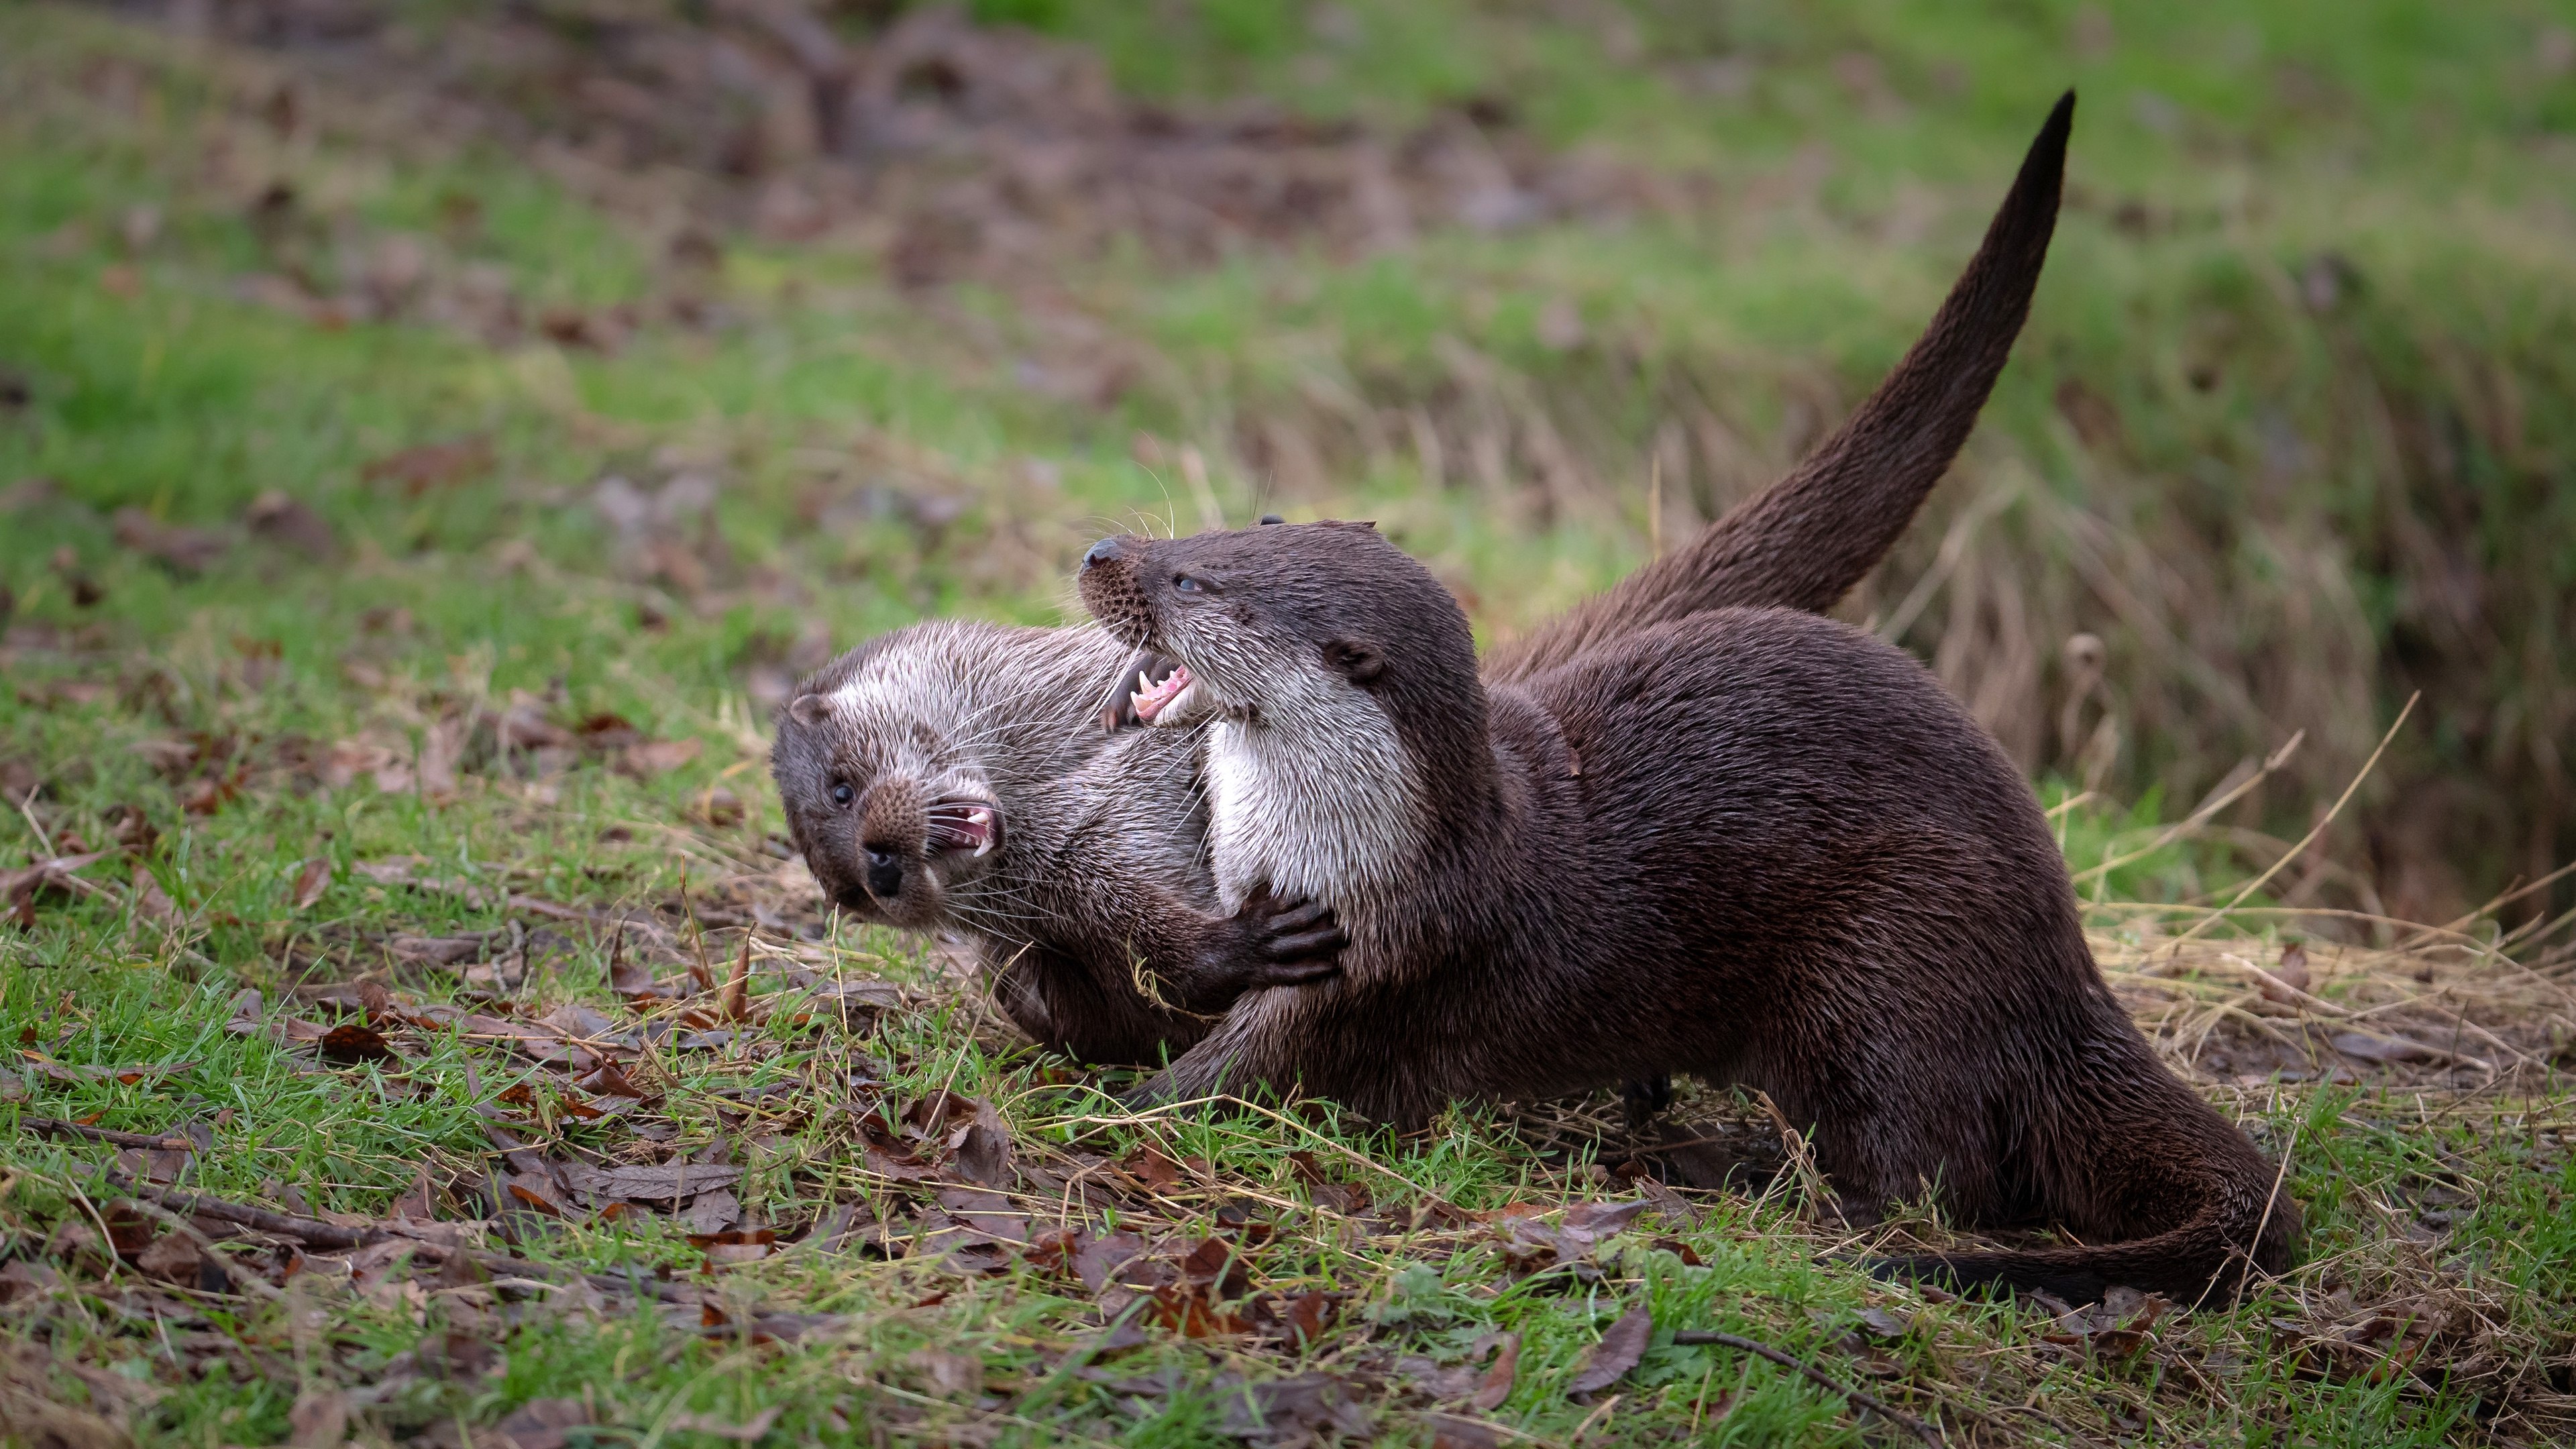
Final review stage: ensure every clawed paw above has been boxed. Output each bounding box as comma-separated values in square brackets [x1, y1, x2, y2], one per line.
[1235, 884, 1347, 975]
[1173, 885, 1346, 1012]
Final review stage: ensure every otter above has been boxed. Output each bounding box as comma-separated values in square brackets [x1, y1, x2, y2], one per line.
[771, 91, 2077, 1072]
[1079, 515, 2301, 1304]
[1074, 97, 2303, 1306]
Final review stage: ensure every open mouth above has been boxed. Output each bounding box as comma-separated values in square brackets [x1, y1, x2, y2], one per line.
[924, 798, 1000, 858]
[1129, 661, 1196, 724]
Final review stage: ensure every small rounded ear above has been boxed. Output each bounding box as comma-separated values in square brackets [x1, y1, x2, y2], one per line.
[1258, 513, 1285, 525]
[1322, 639, 1387, 686]
[787, 694, 831, 728]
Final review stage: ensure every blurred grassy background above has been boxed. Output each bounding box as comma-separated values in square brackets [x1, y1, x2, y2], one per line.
[5, 7, 2575, 1445]
[5, 0, 2574, 926]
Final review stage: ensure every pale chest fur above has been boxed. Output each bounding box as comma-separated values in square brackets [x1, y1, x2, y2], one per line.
[1204, 714, 1424, 912]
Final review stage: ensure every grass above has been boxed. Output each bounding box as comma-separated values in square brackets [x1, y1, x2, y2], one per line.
[3, 1, 2574, 1444]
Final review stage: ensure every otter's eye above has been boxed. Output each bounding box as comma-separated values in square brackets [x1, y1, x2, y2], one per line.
[830, 782, 855, 807]
[1173, 574, 1204, 594]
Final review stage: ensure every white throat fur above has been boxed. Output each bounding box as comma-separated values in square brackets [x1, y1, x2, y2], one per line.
[1202, 686, 1424, 913]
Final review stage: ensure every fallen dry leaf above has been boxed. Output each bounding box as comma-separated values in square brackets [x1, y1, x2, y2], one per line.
[319, 1024, 395, 1064]
[685, 1188, 742, 1236]
[1179, 1236, 1251, 1297]
[1470, 1332, 1521, 1410]
[506, 1173, 571, 1218]
[908, 1349, 983, 1400]
[1431, 1418, 1504, 1449]
[1274, 1291, 1336, 1346]
[1566, 1304, 1652, 1396]
[392, 1165, 438, 1222]
[716, 936, 752, 1021]
[578, 1059, 656, 1100]
[955, 1099, 1014, 1186]
[245, 491, 337, 557]
[289, 857, 332, 910]
[1150, 1281, 1249, 1338]
[286, 1387, 347, 1449]
[2275, 939, 2312, 994]
[1215, 1375, 1373, 1442]
[127, 865, 180, 924]
[1122, 1142, 1186, 1193]
[492, 1395, 589, 1449]
[557, 1161, 743, 1202]
[936, 1185, 1031, 1244]
[621, 737, 703, 777]
[663, 1406, 780, 1442]
[362, 436, 494, 496]
[131, 1232, 205, 1283]
[1, 852, 109, 907]
[112, 507, 227, 574]
[1073, 1230, 1150, 1293]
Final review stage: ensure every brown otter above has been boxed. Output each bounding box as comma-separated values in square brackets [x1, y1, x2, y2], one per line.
[771, 90, 2076, 1071]
[1079, 521, 2301, 1304]
[1075, 98, 2303, 1305]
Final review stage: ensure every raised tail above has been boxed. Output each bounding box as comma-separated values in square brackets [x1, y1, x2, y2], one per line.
[1487, 91, 2075, 684]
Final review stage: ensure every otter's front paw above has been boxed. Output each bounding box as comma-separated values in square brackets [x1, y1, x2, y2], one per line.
[1176, 886, 1346, 1011]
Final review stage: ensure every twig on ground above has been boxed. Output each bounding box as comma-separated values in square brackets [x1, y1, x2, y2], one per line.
[107, 1173, 702, 1303]
[19, 1116, 200, 1150]
[107, 1173, 392, 1249]
[1670, 1328, 1942, 1444]
[111, 1194, 286, 1301]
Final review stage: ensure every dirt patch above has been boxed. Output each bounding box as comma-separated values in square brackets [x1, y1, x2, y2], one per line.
[135, 1, 1691, 282]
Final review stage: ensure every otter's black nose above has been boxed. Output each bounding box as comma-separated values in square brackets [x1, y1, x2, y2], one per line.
[863, 847, 904, 901]
[1082, 537, 1122, 571]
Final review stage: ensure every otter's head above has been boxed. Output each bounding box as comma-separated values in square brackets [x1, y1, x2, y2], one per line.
[770, 629, 1007, 929]
[1073, 520, 1481, 747]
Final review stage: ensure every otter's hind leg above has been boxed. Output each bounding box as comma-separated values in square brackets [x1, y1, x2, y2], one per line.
[1621, 1075, 1676, 1130]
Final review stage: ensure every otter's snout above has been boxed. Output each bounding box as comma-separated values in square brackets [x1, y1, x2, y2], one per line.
[1077, 534, 1157, 647]
[863, 845, 905, 901]
[856, 775, 928, 908]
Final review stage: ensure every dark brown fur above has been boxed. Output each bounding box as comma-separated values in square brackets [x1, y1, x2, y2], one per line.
[1075, 97, 2303, 1306]
[1082, 525, 2302, 1305]
[773, 92, 2074, 1072]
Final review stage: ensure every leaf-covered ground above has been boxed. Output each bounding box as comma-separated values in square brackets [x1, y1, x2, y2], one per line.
[5, 3, 2575, 1445]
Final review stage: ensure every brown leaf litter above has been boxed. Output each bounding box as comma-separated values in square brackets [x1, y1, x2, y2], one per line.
[6, 844, 2571, 1442]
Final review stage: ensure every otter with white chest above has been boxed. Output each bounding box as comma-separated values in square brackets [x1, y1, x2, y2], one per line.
[1081, 519, 2301, 1303]
[773, 91, 2080, 1077]
[1070, 99, 2299, 1307]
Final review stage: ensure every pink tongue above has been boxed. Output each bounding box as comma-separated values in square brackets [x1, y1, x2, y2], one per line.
[1135, 665, 1192, 722]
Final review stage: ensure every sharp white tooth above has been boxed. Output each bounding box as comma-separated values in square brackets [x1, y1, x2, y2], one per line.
[973, 837, 993, 857]
[1130, 690, 1148, 712]
[1138, 670, 1152, 692]
[969, 810, 989, 824]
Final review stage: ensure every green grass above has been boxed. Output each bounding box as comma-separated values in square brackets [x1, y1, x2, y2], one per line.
[3, 1, 2573, 1444]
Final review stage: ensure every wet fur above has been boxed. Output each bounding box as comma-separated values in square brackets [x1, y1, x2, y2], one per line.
[1104, 533, 2298, 1299]
[773, 93, 2079, 1067]
[1075, 97, 2306, 1305]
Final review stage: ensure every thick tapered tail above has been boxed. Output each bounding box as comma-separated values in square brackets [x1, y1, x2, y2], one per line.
[1872, 1103, 2302, 1306]
[1489, 91, 2075, 683]
[1871, 1208, 2296, 1306]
